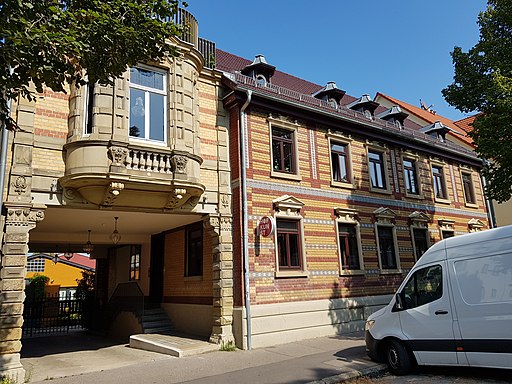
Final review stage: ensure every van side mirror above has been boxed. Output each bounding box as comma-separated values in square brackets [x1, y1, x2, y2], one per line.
[394, 293, 404, 311]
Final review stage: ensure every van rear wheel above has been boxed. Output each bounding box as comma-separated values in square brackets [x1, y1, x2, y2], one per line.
[385, 340, 412, 375]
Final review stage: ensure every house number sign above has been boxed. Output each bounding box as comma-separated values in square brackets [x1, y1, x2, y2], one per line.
[258, 216, 275, 237]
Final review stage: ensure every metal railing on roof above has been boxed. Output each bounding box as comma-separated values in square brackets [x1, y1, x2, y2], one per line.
[164, 9, 216, 69]
[231, 72, 477, 158]
[198, 37, 216, 69]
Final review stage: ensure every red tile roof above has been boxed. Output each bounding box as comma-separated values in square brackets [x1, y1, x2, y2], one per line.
[217, 49, 323, 95]
[375, 92, 474, 146]
[454, 114, 479, 134]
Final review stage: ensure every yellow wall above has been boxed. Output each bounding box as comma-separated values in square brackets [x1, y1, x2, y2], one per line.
[26, 258, 87, 287]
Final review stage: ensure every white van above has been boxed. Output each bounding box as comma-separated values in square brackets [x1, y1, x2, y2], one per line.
[365, 225, 512, 375]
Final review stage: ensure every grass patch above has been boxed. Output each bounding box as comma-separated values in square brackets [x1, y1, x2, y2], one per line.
[219, 340, 237, 352]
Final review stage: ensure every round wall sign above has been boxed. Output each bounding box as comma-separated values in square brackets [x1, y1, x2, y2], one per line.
[258, 216, 275, 237]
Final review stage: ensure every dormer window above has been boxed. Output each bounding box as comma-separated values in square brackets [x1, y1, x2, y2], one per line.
[241, 54, 275, 85]
[312, 82, 346, 107]
[256, 74, 267, 86]
[376, 105, 408, 128]
[346, 94, 379, 119]
[420, 121, 457, 142]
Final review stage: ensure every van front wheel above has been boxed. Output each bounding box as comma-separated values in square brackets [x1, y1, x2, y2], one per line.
[385, 340, 412, 375]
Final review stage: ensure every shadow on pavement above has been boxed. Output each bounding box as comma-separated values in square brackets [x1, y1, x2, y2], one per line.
[21, 330, 124, 358]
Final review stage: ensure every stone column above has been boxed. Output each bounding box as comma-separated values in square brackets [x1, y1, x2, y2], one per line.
[0, 204, 45, 383]
[0, 88, 45, 382]
[206, 215, 234, 344]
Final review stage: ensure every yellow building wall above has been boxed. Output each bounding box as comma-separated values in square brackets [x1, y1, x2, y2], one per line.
[26, 259, 86, 288]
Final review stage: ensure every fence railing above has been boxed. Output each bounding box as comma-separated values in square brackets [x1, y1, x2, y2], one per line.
[23, 294, 85, 338]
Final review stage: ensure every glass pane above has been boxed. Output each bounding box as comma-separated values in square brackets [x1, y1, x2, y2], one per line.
[277, 234, 287, 267]
[277, 220, 298, 231]
[348, 236, 360, 269]
[149, 93, 165, 141]
[272, 140, 282, 171]
[130, 89, 145, 138]
[331, 143, 346, 153]
[283, 142, 294, 172]
[273, 128, 292, 140]
[369, 151, 380, 161]
[289, 234, 300, 267]
[131, 67, 164, 90]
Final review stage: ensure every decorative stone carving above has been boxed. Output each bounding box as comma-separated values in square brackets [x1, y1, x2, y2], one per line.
[165, 188, 188, 209]
[12, 176, 27, 195]
[221, 194, 230, 209]
[273, 195, 304, 216]
[102, 182, 125, 206]
[468, 218, 484, 232]
[334, 207, 358, 223]
[5, 206, 45, 227]
[109, 146, 128, 167]
[374, 207, 396, 224]
[438, 218, 455, 231]
[171, 155, 188, 174]
[409, 211, 430, 228]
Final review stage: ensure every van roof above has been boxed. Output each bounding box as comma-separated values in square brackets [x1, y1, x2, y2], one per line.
[444, 225, 512, 250]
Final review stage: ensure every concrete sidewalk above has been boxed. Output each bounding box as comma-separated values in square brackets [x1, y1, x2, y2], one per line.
[20, 331, 386, 384]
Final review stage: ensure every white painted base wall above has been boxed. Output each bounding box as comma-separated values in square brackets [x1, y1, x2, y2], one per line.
[233, 295, 392, 349]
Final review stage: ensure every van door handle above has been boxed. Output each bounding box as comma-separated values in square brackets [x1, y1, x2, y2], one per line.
[435, 310, 448, 315]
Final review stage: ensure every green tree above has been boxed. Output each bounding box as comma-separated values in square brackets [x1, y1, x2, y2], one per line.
[442, 0, 512, 203]
[0, 0, 185, 130]
[75, 270, 95, 300]
[26, 273, 50, 300]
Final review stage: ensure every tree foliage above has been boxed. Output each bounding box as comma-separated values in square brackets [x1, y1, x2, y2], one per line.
[442, 0, 512, 203]
[0, 0, 185, 130]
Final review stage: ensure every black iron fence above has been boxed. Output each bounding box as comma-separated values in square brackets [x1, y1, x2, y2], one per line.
[23, 294, 85, 338]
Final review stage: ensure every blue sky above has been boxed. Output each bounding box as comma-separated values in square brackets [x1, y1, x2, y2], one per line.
[187, 1, 487, 121]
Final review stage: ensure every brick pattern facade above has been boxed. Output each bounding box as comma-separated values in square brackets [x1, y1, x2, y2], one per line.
[235, 107, 488, 306]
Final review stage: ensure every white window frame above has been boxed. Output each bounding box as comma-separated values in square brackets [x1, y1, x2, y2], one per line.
[129, 65, 168, 144]
[335, 208, 364, 275]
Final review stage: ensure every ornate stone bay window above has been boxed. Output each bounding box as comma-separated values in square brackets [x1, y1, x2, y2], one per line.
[61, 44, 205, 211]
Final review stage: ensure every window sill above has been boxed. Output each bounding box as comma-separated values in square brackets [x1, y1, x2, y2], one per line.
[340, 269, 365, 276]
[464, 202, 479, 209]
[405, 192, 424, 200]
[184, 276, 203, 282]
[331, 180, 354, 189]
[435, 197, 451, 205]
[369, 187, 392, 195]
[275, 270, 308, 278]
[270, 170, 302, 182]
[380, 269, 402, 275]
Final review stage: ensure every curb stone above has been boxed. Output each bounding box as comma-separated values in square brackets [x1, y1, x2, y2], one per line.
[307, 364, 388, 384]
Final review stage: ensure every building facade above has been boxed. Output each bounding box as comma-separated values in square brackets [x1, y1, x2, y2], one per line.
[0, 8, 491, 381]
[218, 51, 489, 348]
[0, 10, 234, 382]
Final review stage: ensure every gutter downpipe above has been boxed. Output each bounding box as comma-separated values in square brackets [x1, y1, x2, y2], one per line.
[480, 162, 496, 228]
[240, 89, 252, 350]
[0, 96, 12, 243]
